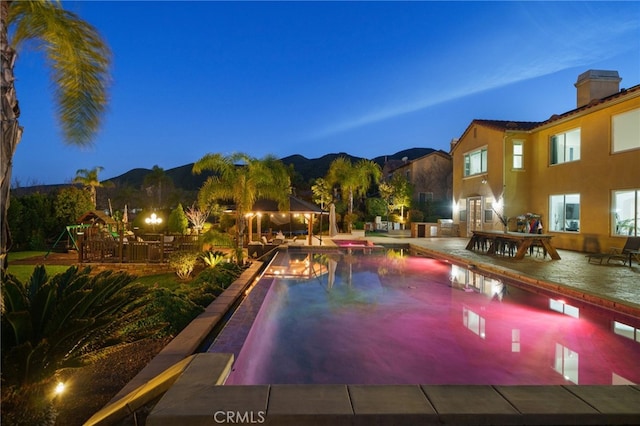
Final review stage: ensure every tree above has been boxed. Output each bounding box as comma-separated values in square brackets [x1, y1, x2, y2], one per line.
[192, 153, 291, 262]
[378, 181, 394, 230]
[7, 192, 56, 251]
[1, 1, 111, 272]
[311, 177, 333, 210]
[185, 202, 210, 234]
[167, 203, 189, 235]
[143, 165, 173, 208]
[72, 166, 111, 208]
[326, 157, 381, 232]
[389, 173, 413, 228]
[53, 186, 93, 226]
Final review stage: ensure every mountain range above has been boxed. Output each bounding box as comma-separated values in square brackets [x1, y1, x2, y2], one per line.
[11, 147, 436, 196]
[105, 147, 436, 191]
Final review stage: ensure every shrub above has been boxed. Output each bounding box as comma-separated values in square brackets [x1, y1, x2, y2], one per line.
[1, 386, 57, 426]
[185, 263, 244, 307]
[1, 266, 160, 425]
[142, 288, 203, 336]
[143, 262, 244, 334]
[167, 203, 189, 235]
[408, 209, 424, 224]
[343, 212, 360, 232]
[168, 250, 199, 279]
[200, 250, 227, 268]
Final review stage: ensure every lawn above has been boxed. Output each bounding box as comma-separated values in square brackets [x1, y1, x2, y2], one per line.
[7, 251, 72, 282]
[6, 264, 72, 282]
[6, 251, 180, 289]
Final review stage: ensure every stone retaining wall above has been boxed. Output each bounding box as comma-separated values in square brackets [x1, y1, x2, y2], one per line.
[83, 262, 173, 276]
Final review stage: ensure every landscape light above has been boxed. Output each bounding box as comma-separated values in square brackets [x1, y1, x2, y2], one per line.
[55, 382, 65, 396]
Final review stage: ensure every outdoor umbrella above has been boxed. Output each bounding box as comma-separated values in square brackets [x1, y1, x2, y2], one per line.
[329, 203, 339, 236]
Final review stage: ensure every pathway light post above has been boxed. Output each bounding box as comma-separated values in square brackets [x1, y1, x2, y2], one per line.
[145, 212, 162, 232]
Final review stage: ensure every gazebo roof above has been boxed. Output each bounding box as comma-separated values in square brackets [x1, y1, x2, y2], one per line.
[252, 196, 325, 214]
[77, 210, 117, 225]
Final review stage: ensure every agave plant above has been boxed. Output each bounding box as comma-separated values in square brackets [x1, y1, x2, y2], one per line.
[200, 250, 228, 268]
[1, 265, 158, 423]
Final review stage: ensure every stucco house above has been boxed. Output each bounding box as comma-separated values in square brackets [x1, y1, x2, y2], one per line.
[451, 70, 640, 252]
[385, 150, 453, 220]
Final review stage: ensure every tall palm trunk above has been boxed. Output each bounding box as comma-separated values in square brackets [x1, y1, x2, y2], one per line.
[1, 0, 22, 271]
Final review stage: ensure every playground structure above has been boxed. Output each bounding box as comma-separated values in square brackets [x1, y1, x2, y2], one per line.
[46, 209, 202, 264]
[46, 224, 91, 258]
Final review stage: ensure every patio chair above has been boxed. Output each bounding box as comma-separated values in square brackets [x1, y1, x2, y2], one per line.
[586, 237, 640, 265]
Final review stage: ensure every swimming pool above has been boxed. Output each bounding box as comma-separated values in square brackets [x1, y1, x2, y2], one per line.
[209, 248, 640, 386]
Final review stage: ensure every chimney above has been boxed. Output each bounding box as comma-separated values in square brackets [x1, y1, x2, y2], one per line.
[574, 70, 621, 108]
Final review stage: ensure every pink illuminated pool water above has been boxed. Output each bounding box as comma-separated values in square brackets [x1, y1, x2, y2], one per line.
[210, 249, 640, 386]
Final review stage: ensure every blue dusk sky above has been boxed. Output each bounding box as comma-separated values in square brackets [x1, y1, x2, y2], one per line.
[10, 1, 640, 185]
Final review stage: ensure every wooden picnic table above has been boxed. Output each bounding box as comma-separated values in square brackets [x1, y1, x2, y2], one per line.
[628, 250, 640, 268]
[466, 230, 561, 260]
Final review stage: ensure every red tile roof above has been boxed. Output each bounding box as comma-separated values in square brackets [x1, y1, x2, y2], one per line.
[541, 83, 640, 126]
[472, 119, 542, 131]
[462, 83, 640, 136]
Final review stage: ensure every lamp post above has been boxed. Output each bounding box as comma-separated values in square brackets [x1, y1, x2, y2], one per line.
[145, 212, 162, 232]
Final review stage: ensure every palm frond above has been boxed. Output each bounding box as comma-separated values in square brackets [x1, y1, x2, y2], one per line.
[1, 265, 160, 387]
[9, 0, 111, 145]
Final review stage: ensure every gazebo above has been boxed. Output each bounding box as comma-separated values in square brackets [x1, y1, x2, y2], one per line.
[248, 196, 327, 245]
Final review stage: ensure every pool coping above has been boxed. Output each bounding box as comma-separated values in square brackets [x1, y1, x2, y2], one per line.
[146, 373, 640, 425]
[87, 246, 640, 425]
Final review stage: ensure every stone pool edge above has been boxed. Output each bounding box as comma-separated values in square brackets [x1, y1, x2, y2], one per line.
[146, 369, 640, 426]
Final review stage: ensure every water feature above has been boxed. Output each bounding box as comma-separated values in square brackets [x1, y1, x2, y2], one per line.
[209, 248, 640, 386]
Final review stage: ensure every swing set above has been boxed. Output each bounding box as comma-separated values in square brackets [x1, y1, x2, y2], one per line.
[45, 224, 92, 259]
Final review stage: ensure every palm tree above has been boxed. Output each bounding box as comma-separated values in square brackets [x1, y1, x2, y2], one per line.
[326, 157, 382, 232]
[0, 1, 111, 272]
[193, 153, 291, 262]
[143, 165, 173, 208]
[73, 166, 110, 208]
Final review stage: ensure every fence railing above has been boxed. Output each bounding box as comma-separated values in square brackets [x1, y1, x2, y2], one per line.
[78, 233, 201, 263]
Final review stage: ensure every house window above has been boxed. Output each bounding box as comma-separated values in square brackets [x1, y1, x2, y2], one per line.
[550, 128, 581, 165]
[612, 108, 640, 153]
[484, 199, 493, 223]
[549, 194, 580, 232]
[464, 147, 488, 177]
[513, 140, 524, 169]
[613, 189, 639, 236]
[419, 192, 434, 203]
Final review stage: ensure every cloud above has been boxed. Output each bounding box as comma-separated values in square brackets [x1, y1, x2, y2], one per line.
[308, 5, 639, 140]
